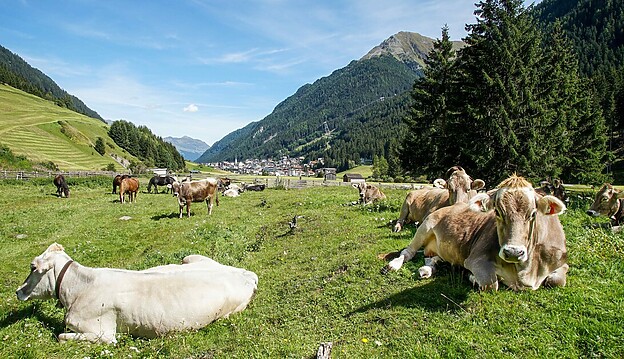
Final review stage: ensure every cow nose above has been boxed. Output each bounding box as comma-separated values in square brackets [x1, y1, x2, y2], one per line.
[501, 245, 526, 262]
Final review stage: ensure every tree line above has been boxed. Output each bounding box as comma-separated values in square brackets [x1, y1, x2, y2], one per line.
[399, 0, 610, 185]
[108, 120, 186, 172]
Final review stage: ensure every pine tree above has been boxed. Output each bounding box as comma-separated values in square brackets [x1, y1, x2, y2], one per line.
[453, 0, 550, 184]
[401, 25, 459, 179]
[94, 137, 106, 156]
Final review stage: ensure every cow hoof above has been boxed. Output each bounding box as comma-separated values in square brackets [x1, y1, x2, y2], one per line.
[387, 257, 404, 271]
[418, 266, 433, 278]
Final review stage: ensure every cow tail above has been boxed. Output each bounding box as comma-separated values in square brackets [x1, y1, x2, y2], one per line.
[216, 192, 220, 206]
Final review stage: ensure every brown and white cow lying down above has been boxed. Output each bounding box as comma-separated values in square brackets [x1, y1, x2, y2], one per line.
[16, 243, 258, 344]
[586, 183, 624, 231]
[385, 175, 568, 291]
[172, 178, 220, 218]
[393, 166, 486, 232]
[352, 182, 386, 205]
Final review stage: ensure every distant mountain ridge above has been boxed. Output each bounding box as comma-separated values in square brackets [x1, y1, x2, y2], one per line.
[196, 31, 450, 166]
[164, 136, 210, 161]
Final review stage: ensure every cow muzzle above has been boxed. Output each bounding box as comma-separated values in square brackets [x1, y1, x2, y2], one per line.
[499, 245, 528, 263]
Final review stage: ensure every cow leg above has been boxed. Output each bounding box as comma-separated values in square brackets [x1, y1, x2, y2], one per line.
[186, 204, 191, 218]
[543, 263, 569, 288]
[58, 332, 117, 344]
[464, 257, 498, 291]
[386, 223, 435, 271]
[418, 256, 444, 278]
[206, 198, 213, 215]
[179, 205, 183, 219]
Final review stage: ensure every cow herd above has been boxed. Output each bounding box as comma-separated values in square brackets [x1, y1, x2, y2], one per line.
[20, 168, 622, 343]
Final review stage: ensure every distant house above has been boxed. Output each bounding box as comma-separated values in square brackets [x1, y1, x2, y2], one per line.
[150, 168, 168, 176]
[343, 173, 365, 183]
[323, 168, 337, 181]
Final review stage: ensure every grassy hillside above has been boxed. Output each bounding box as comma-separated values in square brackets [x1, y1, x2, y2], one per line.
[0, 84, 136, 171]
[0, 178, 621, 358]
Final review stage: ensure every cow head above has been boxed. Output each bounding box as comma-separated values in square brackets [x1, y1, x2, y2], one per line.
[352, 182, 368, 203]
[470, 175, 565, 264]
[444, 166, 485, 205]
[537, 179, 568, 203]
[171, 182, 182, 197]
[587, 183, 624, 220]
[16, 243, 71, 301]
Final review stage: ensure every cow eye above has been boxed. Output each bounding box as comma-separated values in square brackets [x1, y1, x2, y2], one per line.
[30, 264, 36, 272]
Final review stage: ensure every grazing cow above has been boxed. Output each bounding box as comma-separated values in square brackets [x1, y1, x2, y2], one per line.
[385, 175, 568, 291]
[147, 175, 177, 194]
[586, 183, 624, 230]
[393, 166, 486, 232]
[112, 174, 130, 194]
[16, 243, 258, 344]
[119, 177, 139, 204]
[536, 179, 568, 203]
[172, 178, 220, 218]
[53, 174, 70, 198]
[245, 184, 266, 191]
[352, 182, 386, 205]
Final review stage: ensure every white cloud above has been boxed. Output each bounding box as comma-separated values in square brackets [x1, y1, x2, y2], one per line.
[183, 104, 199, 112]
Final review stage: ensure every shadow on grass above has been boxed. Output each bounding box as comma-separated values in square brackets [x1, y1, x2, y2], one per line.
[151, 212, 180, 220]
[0, 303, 65, 334]
[349, 277, 472, 315]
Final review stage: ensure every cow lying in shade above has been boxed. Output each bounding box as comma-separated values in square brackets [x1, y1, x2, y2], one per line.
[352, 182, 386, 205]
[385, 175, 568, 291]
[16, 243, 258, 344]
[393, 166, 485, 232]
[586, 183, 624, 231]
[172, 178, 219, 218]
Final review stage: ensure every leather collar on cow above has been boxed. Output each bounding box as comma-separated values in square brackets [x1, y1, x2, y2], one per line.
[55, 260, 74, 307]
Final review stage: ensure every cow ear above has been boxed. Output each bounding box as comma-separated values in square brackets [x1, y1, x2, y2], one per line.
[537, 195, 566, 215]
[433, 179, 447, 189]
[469, 193, 491, 212]
[46, 243, 65, 253]
[471, 179, 485, 191]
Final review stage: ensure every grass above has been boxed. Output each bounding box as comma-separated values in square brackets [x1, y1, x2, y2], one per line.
[0, 178, 622, 358]
[0, 84, 136, 171]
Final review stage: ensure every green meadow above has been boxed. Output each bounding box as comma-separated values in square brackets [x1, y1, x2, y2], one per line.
[0, 84, 134, 171]
[0, 177, 622, 358]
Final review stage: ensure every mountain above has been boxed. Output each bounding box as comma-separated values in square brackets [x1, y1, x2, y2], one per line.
[196, 32, 463, 167]
[164, 136, 210, 162]
[0, 44, 103, 121]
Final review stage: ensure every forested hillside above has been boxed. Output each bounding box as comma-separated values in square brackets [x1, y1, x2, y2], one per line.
[109, 120, 186, 171]
[197, 44, 425, 168]
[0, 45, 103, 121]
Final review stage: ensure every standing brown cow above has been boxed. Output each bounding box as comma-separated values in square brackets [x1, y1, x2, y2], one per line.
[385, 175, 568, 291]
[120, 177, 139, 204]
[112, 174, 130, 194]
[53, 174, 70, 198]
[172, 178, 220, 218]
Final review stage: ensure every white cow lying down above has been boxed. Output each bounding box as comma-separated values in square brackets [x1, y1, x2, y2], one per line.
[16, 243, 258, 344]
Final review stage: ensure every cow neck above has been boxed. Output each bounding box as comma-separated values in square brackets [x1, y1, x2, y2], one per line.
[55, 260, 74, 308]
[612, 198, 624, 226]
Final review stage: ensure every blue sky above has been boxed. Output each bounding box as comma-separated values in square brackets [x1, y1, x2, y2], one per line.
[1, 0, 538, 146]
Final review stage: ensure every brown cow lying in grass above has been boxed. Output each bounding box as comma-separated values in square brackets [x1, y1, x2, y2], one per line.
[393, 166, 485, 232]
[172, 178, 220, 218]
[352, 182, 386, 205]
[384, 175, 568, 291]
[586, 183, 624, 232]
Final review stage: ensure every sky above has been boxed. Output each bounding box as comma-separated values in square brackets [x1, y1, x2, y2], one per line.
[1, 0, 538, 146]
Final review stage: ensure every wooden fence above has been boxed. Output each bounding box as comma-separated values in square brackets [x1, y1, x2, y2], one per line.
[0, 170, 117, 180]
